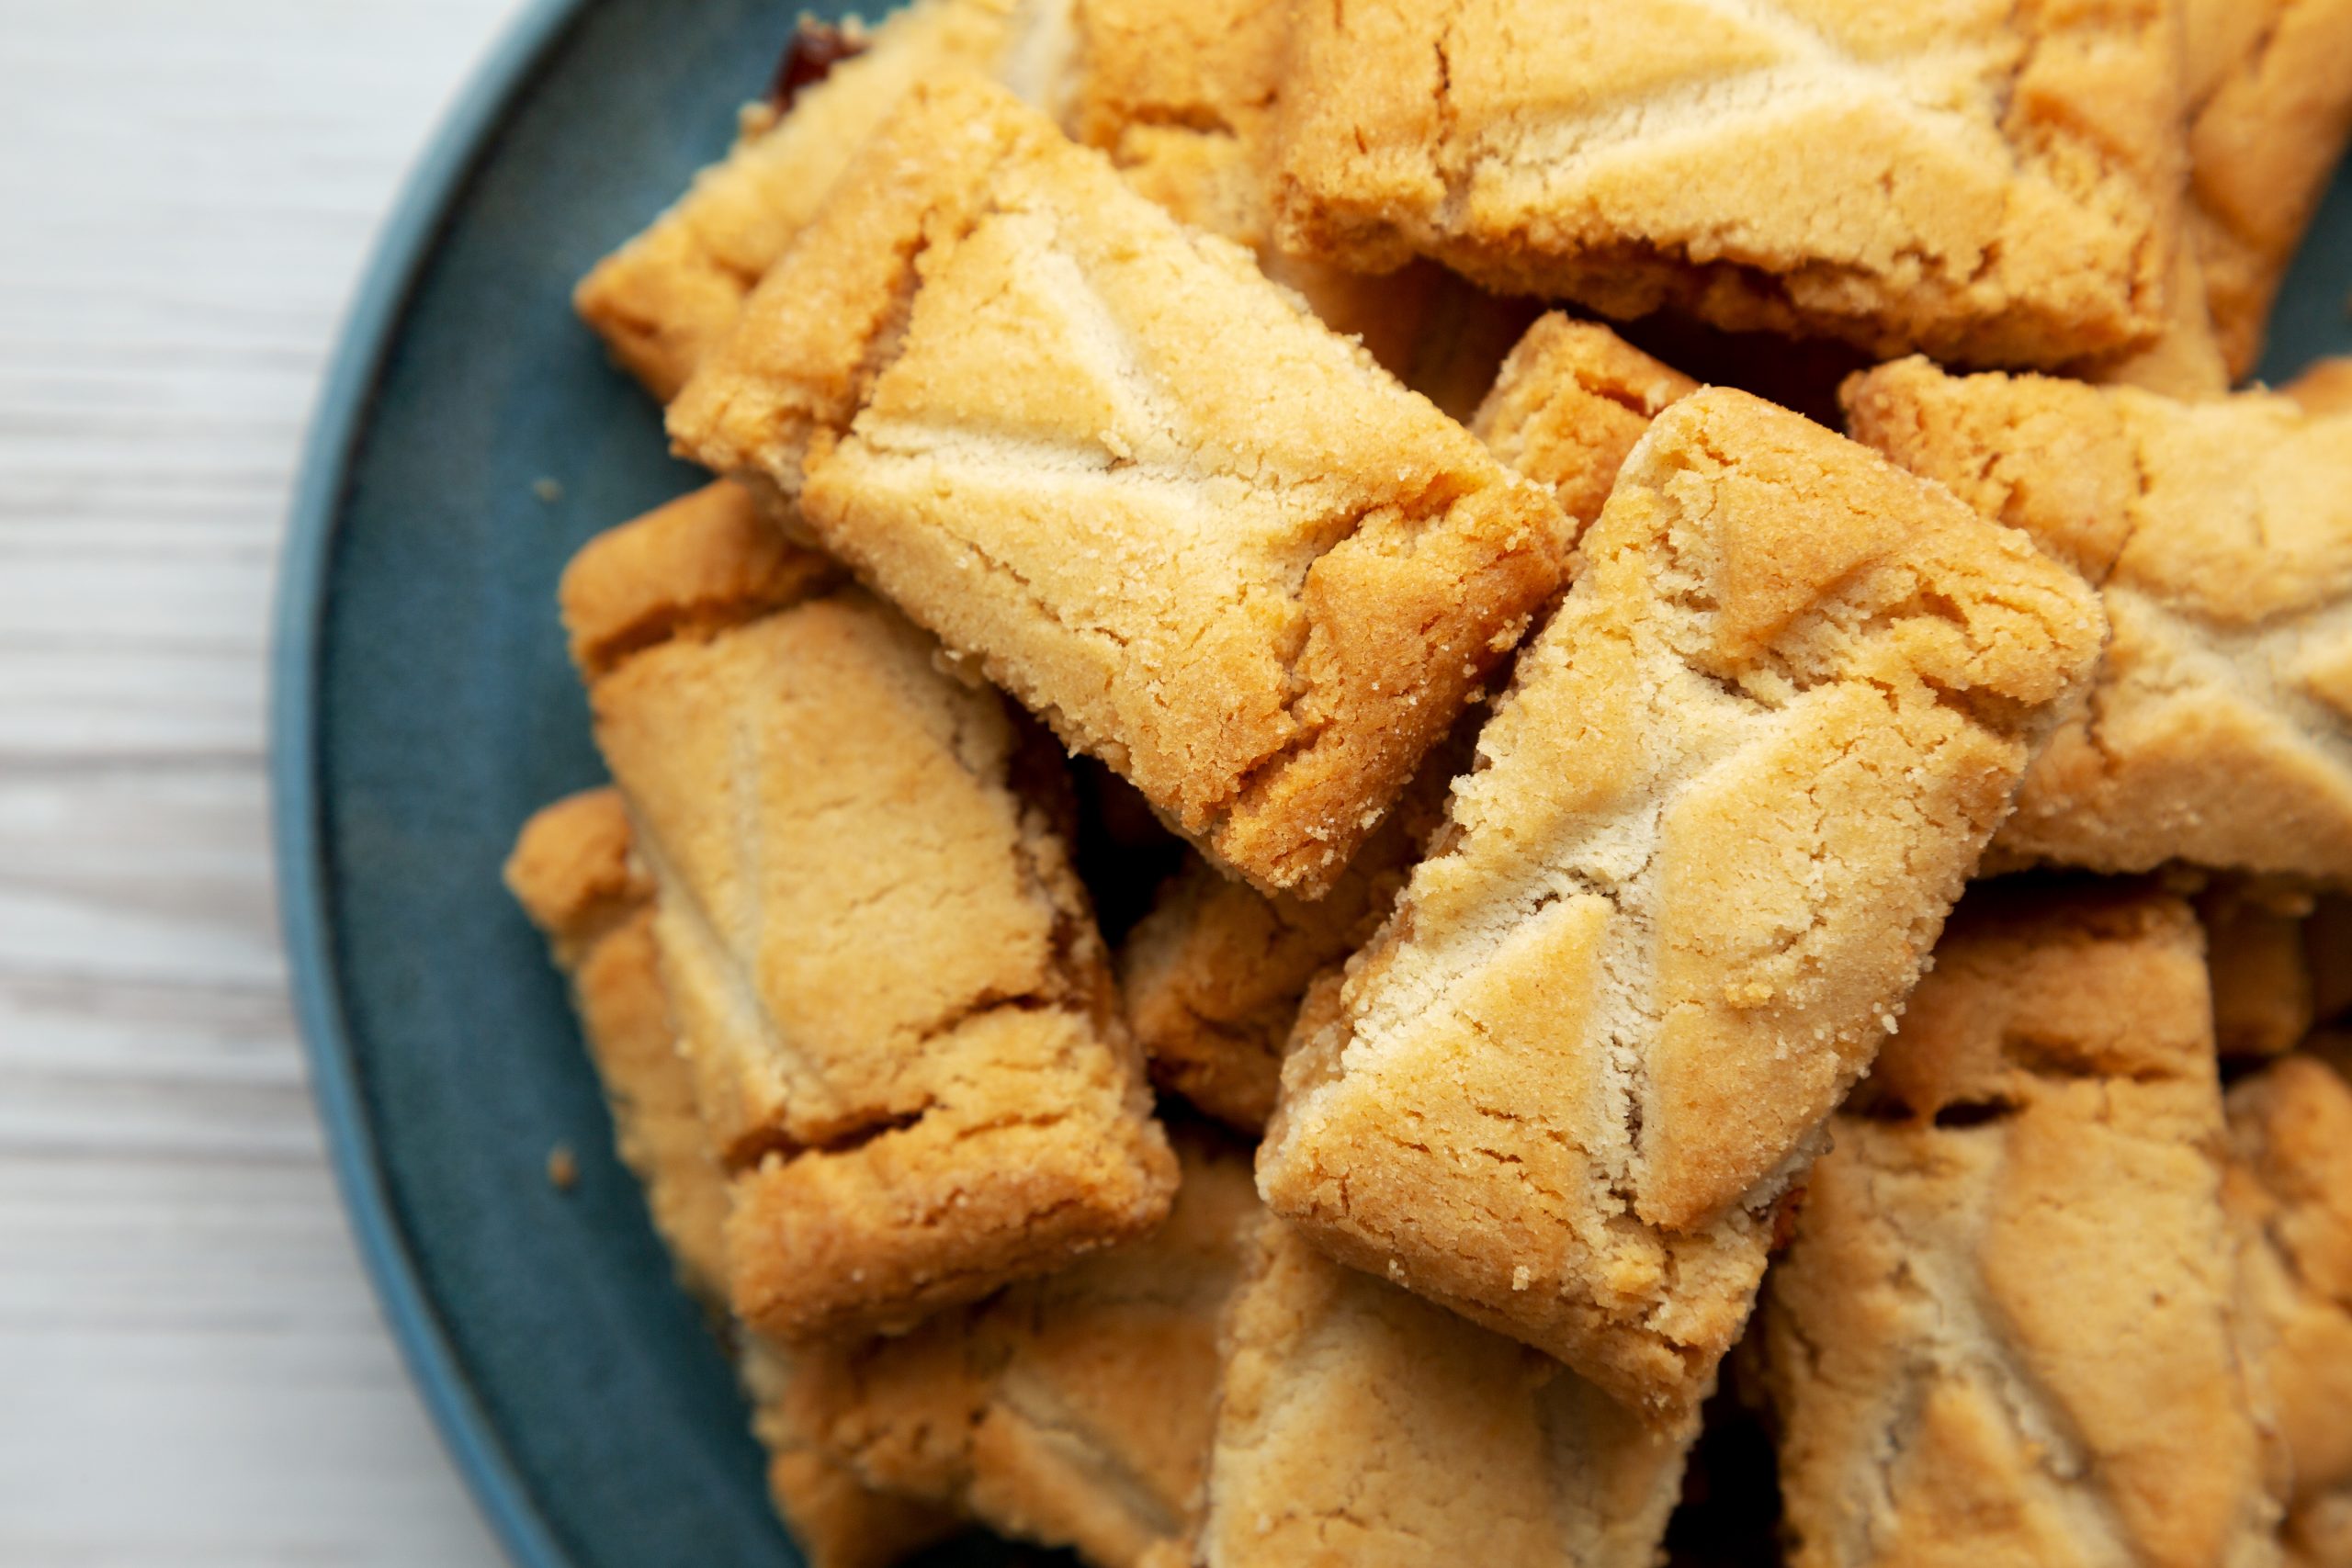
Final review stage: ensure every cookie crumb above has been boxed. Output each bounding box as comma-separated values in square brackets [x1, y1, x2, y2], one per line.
[547, 1143, 579, 1191]
[532, 477, 564, 504]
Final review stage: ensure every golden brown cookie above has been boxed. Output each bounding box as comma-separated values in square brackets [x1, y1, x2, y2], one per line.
[1469, 313, 1701, 540]
[1845, 356, 2352, 883]
[1270, 0, 2184, 369]
[1057, 0, 1538, 413]
[2086, 240, 2233, 401]
[805, 1124, 1261, 1568]
[503, 789, 958, 1568]
[573, 0, 1057, 400]
[2289, 359, 2352, 418]
[1258, 389, 2106, 1417]
[1117, 721, 1467, 1134]
[2291, 1491, 2352, 1568]
[1196, 1205, 1699, 1568]
[2225, 1054, 2352, 1564]
[1063, 0, 1424, 370]
[669, 75, 1569, 898]
[565, 481, 1176, 1342]
[2199, 877, 2320, 1059]
[1760, 883, 2284, 1568]
[1117, 314, 1691, 1132]
[2180, 0, 2352, 378]
[504, 786, 731, 1303]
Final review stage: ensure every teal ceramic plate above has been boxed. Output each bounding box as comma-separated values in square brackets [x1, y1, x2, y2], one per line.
[271, 1, 2352, 1562]
[272, 2, 1019, 1563]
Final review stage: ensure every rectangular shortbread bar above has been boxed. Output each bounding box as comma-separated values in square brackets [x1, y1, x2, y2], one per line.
[574, 0, 1049, 400]
[1197, 1193, 1697, 1568]
[564, 479, 1176, 1342]
[1268, 0, 2183, 369]
[1845, 355, 2352, 884]
[667, 75, 1571, 897]
[2225, 1054, 2352, 1568]
[1118, 314, 1693, 1131]
[1259, 388, 2105, 1416]
[1759, 884, 2283, 1568]
[2180, 0, 2352, 377]
[803, 1123, 1259, 1568]
[503, 787, 959, 1568]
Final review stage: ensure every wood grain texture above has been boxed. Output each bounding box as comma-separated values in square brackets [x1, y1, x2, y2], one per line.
[0, 3, 532, 1563]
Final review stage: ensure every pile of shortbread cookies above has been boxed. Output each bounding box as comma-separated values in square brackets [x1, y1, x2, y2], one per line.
[497, 0, 2352, 1562]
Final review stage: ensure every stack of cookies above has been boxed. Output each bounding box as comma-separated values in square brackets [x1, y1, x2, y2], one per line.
[503, 1, 2352, 1562]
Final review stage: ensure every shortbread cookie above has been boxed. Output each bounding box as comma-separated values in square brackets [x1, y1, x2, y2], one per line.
[1060, 0, 1425, 372]
[2199, 877, 2319, 1058]
[1760, 883, 2284, 1568]
[2290, 359, 2352, 418]
[804, 1124, 1260, 1568]
[1119, 841, 1411, 1134]
[2181, 0, 2352, 377]
[2086, 240, 2233, 401]
[575, 0, 1057, 400]
[503, 789, 957, 1568]
[565, 481, 1177, 1341]
[1118, 724, 1468, 1133]
[737, 1342, 964, 1568]
[2293, 1497, 2352, 1568]
[2226, 1054, 2352, 1568]
[1845, 357, 2352, 883]
[1258, 389, 2106, 1416]
[504, 786, 732, 1303]
[1118, 315, 1690, 1131]
[670, 76, 1569, 897]
[1270, 0, 2183, 368]
[1469, 313, 1700, 539]
[1196, 1205, 1698, 1568]
[1058, 0, 1534, 412]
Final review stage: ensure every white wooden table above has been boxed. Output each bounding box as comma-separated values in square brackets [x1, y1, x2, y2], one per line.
[0, 3, 537, 1562]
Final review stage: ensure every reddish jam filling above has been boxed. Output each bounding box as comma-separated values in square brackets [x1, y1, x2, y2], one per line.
[765, 18, 869, 112]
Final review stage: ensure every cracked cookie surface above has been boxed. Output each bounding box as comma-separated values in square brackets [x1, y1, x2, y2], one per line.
[1257, 389, 2106, 1416]
[1759, 883, 2284, 1568]
[2179, 0, 2352, 377]
[1846, 356, 2352, 884]
[797, 1123, 1258, 1568]
[1116, 314, 1691, 1132]
[667, 74, 1569, 897]
[565, 480, 1176, 1342]
[504, 785, 959, 1568]
[573, 0, 1062, 401]
[1269, 0, 2184, 368]
[2225, 1054, 2352, 1568]
[1197, 1202, 1698, 1568]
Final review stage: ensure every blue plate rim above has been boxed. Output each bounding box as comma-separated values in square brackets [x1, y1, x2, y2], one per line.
[269, 2, 599, 1564]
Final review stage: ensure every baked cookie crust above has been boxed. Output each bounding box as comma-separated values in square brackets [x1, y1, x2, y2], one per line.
[2225, 1054, 2352, 1565]
[2181, 0, 2352, 377]
[565, 481, 1176, 1342]
[1270, 0, 2184, 368]
[1196, 1205, 1697, 1568]
[1258, 389, 2105, 1416]
[1845, 356, 2352, 884]
[2199, 876, 2320, 1059]
[1759, 883, 2284, 1568]
[803, 1124, 1259, 1568]
[503, 787, 959, 1568]
[669, 76, 1569, 897]
[504, 786, 732, 1304]
[1117, 314, 1692, 1131]
[573, 0, 1059, 401]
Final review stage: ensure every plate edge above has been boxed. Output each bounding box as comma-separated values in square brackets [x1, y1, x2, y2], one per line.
[268, 3, 601, 1566]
